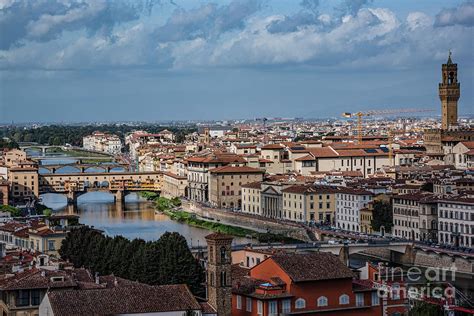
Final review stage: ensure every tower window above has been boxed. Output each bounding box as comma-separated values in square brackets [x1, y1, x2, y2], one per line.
[220, 271, 227, 286]
[449, 72, 455, 84]
[220, 246, 227, 262]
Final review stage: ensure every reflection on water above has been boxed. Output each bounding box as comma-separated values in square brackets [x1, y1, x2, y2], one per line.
[41, 192, 251, 246]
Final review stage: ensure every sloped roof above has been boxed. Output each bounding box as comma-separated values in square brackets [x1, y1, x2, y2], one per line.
[47, 284, 201, 316]
[270, 252, 354, 282]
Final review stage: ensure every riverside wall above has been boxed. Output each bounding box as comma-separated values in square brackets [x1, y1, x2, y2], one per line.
[182, 201, 312, 242]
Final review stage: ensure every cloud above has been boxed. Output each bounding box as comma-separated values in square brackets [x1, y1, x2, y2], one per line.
[335, 0, 373, 17]
[0, 0, 162, 50]
[154, 0, 261, 42]
[434, 1, 474, 27]
[0, 0, 473, 72]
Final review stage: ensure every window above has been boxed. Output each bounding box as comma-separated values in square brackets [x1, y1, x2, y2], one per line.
[31, 290, 41, 305]
[371, 291, 380, 306]
[16, 290, 30, 307]
[220, 246, 227, 262]
[295, 298, 306, 309]
[257, 300, 263, 315]
[246, 297, 252, 312]
[282, 299, 291, 313]
[339, 294, 349, 305]
[356, 293, 364, 307]
[269, 300, 278, 316]
[48, 240, 55, 250]
[392, 284, 400, 300]
[220, 271, 227, 286]
[317, 296, 328, 307]
[236, 295, 242, 309]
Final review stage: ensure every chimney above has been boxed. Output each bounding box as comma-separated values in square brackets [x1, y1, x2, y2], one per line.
[95, 272, 99, 285]
[41, 270, 46, 277]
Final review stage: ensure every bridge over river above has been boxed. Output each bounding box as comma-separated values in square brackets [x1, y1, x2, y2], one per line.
[39, 171, 162, 204]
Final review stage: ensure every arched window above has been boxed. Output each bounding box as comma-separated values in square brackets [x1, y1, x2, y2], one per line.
[295, 298, 306, 309]
[220, 271, 226, 286]
[220, 246, 227, 262]
[317, 296, 328, 307]
[339, 294, 349, 305]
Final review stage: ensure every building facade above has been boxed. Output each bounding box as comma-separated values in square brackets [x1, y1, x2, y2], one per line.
[82, 132, 122, 155]
[335, 188, 373, 232]
[209, 166, 264, 209]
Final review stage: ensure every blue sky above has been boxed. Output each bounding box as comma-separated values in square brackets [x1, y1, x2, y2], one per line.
[0, 0, 473, 123]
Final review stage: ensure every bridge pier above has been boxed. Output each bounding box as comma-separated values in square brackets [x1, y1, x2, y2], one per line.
[66, 191, 78, 205]
[42, 147, 46, 156]
[339, 244, 350, 267]
[114, 190, 124, 202]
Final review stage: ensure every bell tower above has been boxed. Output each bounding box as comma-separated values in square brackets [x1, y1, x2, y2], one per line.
[205, 233, 233, 316]
[439, 51, 460, 130]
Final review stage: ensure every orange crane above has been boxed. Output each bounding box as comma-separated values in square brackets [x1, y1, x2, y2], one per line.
[342, 108, 435, 166]
[342, 108, 434, 144]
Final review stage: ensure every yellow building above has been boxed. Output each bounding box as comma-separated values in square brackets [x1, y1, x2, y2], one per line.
[161, 172, 188, 199]
[209, 166, 264, 209]
[360, 207, 373, 234]
[282, 184, 337, 224]
[241, 182, 262, 215]
[8, 166, 39, 202]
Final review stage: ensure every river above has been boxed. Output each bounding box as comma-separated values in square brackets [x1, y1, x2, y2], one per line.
[29, 149, 252, 246]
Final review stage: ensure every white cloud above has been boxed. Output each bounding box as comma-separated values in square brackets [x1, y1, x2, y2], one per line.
[0, 1, 472, 72]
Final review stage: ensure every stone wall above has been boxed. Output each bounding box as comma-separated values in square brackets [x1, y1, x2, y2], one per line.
[183, 201, 312, 242]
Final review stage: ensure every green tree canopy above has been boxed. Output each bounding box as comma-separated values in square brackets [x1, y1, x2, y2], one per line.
[59, 227, 205, 296]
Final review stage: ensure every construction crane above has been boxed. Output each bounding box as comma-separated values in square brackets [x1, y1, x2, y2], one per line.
[342, 108, 435, 167]
[342, 108, 434, 144]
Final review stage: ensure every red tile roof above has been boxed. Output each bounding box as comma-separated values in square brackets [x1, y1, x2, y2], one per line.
[209, 166, 264, 174]
[46, 284, 201, 316]
[269, 252, 354, 282]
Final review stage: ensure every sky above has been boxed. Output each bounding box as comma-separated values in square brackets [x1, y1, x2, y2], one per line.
[0, 0, 473, 123]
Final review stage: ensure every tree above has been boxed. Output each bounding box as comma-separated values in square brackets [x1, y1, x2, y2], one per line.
[409, 301, 443, 316]
[371, 200, 393, 233]
[59, 227, 205, 296]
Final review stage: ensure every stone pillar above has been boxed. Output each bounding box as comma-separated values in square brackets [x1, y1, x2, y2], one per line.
[114, 190, 124, 202]
[66, 191, 77, 205]
[339, 244, 350, 266]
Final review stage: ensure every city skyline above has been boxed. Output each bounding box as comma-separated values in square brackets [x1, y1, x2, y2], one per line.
[1, 0, 473, 122]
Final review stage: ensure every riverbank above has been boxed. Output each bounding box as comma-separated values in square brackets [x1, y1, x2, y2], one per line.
[161, 208, 300, 243]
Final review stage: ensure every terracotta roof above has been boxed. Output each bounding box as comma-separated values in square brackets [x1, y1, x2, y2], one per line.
[307, 147, 338, 158]
[461, 142, 474, 149]
[46, 284, 201, 316]
[295, 154, 315, 161]
[0, 268, 77, 290]
[270, 252, 354, 282]
[241, 181, 262, 189]
[209, 166, 264, 174]
[205, 232, 234, 240]
[282, 184, 338, 194]
[261, 144, 285, 150]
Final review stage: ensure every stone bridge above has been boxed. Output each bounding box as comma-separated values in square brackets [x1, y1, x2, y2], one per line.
[39, 171, 162, 204]
[38, 162, 130, 173]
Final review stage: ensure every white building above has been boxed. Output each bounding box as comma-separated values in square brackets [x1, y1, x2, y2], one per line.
[335, 187, 373, 232]
[82, 132, 122, 155]
[451, 141, 474, 170]
[437, 196, 474, 248]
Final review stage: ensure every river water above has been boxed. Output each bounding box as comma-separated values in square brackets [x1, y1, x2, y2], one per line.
[30, 149, 251, 246]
